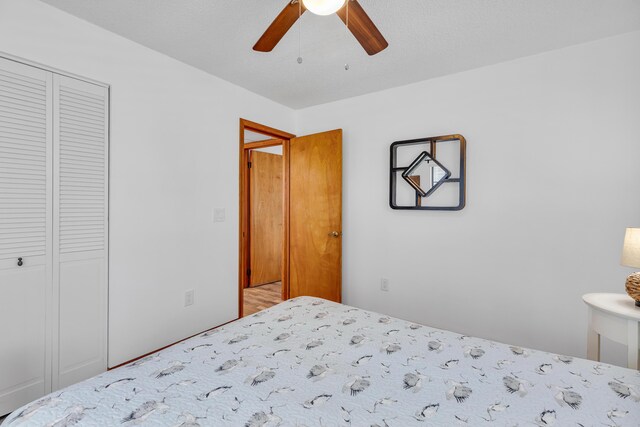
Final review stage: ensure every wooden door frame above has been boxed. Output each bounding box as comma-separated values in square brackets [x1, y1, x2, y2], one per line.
[239, 119, 295, 318]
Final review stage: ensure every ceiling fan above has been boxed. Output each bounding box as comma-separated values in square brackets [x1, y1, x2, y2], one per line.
[253, 0, 388, 56]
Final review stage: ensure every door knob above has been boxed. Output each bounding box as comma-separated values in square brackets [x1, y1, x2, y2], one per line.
[17, 257, 23, 267]
[328, 231, 342, 238]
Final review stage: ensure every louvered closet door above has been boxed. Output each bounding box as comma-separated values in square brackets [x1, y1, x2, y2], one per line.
[0, 58, 53, 415]
[53, 75, 108, 389]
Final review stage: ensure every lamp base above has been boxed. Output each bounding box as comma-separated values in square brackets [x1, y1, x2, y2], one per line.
[625, 271, 640, 307]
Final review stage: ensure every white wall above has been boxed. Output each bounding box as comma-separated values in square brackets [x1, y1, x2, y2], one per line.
[0, 0, 294, 367]
[295, 31, 640, 365]
[2, 0, 638, 369]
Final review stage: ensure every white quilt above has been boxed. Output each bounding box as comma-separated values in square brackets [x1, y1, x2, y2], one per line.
[4, 297, 640, 426]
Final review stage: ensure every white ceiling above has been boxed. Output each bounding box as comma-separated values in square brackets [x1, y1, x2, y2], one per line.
[41, 0, 640, 109]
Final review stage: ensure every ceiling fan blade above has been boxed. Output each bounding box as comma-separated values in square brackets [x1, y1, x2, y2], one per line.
[336, 0, 388, 56]
[253, 1, 306, 52]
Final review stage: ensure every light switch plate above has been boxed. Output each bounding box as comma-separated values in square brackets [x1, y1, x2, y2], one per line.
[185, 289, 194, 307]
[213, 208, 225, 223]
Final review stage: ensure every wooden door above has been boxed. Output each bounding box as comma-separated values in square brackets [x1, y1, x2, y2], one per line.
[249, 151, 283, 287]
[289, 129, 342, 302]
[0, 57, 53, 415]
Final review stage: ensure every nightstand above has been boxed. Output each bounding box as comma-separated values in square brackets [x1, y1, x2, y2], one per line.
[583, 293, 640, 369]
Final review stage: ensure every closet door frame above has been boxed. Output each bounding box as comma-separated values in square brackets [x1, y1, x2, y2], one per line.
[0, 51, 109, 91]
[0, 51, 110, 390]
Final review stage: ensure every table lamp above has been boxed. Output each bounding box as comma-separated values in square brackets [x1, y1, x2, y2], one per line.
[621, 227, 640, 307]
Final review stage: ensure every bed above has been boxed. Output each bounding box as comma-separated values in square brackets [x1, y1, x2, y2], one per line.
[4, 297, 640, 426]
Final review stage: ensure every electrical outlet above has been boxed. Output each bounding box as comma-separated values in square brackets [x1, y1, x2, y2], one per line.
[213, 208, 225, 223]
[381, 278, 390, 292]
[185, 289, 195, 307]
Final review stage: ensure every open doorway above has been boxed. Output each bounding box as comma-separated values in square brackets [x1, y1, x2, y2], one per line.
[239, 119, 343, 318]
[239, 120, 295, 317]
[244, 144, 283, 315]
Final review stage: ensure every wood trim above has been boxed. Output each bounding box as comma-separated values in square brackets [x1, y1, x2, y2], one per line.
[108, 318, 239, 370]
[239, 119, 245, 317]
[239, 119, 294, 318]
[282, 138, 290, 301]
[241, 119, 295, 140]
[244, 150, 252, 289]
[244, 139, 284, 150]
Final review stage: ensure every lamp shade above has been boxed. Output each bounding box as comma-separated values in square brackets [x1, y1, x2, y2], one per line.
[621, 228, 640, 269]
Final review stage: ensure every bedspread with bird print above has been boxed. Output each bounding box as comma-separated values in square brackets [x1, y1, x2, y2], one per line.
[3, 297, 640, 426]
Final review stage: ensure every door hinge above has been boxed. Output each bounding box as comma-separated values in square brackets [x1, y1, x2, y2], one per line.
[246, 268, 251, 277]
[248, 161, 252, 169]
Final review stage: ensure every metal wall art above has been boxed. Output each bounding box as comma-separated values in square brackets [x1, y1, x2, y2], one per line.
[389, 134, 466, 210]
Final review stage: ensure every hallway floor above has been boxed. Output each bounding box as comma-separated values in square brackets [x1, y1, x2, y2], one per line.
[243, 281, 282, 316]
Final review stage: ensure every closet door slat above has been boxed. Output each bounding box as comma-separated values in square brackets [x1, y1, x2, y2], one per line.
[0, 98, 46, 115]
[0, 133, 48, 147]
[0, 143, 46, 156]
[59, 105, 103, 120]
[0, 68, 46, 87]
[0, 75, 45, 92]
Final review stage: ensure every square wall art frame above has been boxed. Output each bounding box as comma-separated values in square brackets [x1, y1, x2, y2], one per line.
[389, 134, 466, 211]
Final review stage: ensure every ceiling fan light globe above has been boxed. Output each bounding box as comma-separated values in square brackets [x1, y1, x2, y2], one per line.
[302, 0, 346, 16]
